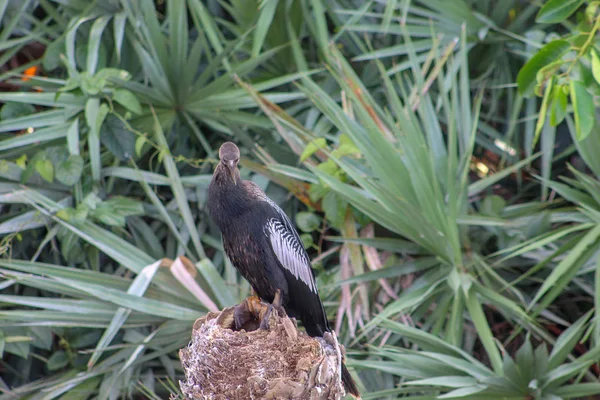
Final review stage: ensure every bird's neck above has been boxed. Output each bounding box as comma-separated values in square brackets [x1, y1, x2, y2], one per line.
[208, 165, 251, 225]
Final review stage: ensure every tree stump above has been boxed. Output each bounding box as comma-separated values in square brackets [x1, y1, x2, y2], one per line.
[179, 302, 347, 400]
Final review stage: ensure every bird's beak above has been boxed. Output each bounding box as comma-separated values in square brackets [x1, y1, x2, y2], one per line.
[226, 160, 237, 185]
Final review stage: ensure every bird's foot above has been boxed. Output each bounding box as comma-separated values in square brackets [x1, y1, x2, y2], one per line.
[259, 289, 283, 330]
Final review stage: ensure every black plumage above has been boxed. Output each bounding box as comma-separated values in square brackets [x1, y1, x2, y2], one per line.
[208, 142, 360, 399]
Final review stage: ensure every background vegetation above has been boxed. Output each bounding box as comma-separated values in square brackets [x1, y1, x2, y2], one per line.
[1, 0, 599, 398]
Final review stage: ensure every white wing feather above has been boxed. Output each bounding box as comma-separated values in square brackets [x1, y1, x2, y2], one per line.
[265, 217, 317, 293]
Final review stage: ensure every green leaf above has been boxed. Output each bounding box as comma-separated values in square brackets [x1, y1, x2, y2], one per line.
[35, 159, 54, 183]
[536, 0, 585, 23]
[300, 138, 327, 161]
[547, 310, 593, 370]
[555, 383, 600, 398]
[517, 40, 570, 97]
[4, 334, 30, 359]
[58, 377, 101, 400]
[437, 385, 487, 398]
[296, 212, 321, 232]
[90, 197, 143, 227]
[135, 135, 147, 158]
[591, 49, 600, 85]
[99, 114, 136, 161]
[56, 155, 84, 186]
[0, 102, 35, 120]
[252, 0, 279, 57]
[195, 258, 237, 308]
[85, 98, 102, 182]
[47, 350, 69, 371]
[43, 38, 64, 71]
[95, 103, 109, 136]
[465, 289, 503, 374]
[322, 191, 347, 228]
[301, 233, 313, 248]
[515, 338, 534, 385]
[550, 84, 568, 126]
[531, 225, 600, 308]
[79, 72, 105, 95]
[533, 76, 554, 148]
[88, 260, 161, 368]
[570, 80, 595, 141]
[113, 88, 142, 115]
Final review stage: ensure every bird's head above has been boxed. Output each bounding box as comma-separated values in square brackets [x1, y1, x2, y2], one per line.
[218, 142, 240, 184]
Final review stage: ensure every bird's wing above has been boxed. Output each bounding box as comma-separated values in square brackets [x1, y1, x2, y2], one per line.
[242, 180, 319, 293]
[264, 213, 318, 294]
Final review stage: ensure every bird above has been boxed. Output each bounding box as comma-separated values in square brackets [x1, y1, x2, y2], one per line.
[208, 141, 360, 399]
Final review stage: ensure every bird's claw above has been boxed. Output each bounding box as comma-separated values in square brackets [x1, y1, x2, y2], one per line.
[258, 303, 274, 330]
[259, 289, 283, 330]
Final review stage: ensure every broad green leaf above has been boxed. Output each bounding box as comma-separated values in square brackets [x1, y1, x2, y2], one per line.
[113, 88, 142, 115]
[296, 212, 321, 232]
[570, 80, 595, 141]
[99, 114, 136, 161]
[536, 0, 585, 23]
[47, 350, 69, 371]
[517, 40, 570, 97]
[35, 159, 54, 183]
[322, 191, 347, 228]
[0, 102, 35, 119]
[56, 155, 84, 186]
[550, 84, 568, 126]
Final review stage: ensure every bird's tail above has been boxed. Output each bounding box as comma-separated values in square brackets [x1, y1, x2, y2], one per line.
[341, 362, 360, 399]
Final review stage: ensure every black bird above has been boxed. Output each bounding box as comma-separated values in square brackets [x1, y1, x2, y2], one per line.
[208, 142, 360, 398]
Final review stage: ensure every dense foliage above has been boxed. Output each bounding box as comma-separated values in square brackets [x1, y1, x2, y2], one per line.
[1, 0, 599, 398]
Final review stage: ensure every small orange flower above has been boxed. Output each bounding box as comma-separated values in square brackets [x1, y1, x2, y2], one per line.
[22, 66, 38, 81]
